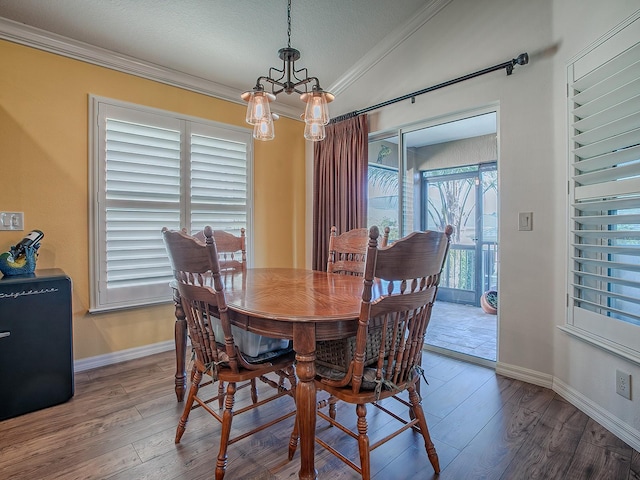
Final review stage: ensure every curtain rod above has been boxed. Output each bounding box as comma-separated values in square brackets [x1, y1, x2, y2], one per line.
[330, 52, 529, 124]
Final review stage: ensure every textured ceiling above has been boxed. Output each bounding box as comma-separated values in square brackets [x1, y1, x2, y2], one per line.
[0, 0, 435, 110]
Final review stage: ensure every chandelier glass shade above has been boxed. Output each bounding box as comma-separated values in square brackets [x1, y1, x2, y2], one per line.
[242, 0, 333, 142]
[243, 90, 275, 125]
[253, 114, 277, 141]
[301, 90, 333, 125]
[303, 120, 326, 142]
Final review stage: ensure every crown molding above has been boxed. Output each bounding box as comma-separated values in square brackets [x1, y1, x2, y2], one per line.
[0, 17, 302, 119]
[0, 0, 452, 121]
[328, 0, 452, 96]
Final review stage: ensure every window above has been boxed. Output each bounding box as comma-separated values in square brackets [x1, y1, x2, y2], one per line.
[89, 96, 253, 312]
[566, 20, 640, 359]
[368, 136, 400, 242]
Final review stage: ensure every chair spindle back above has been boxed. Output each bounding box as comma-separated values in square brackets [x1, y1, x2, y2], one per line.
[327, 226, 369, 276]
[351, 225, 453, 394]
[162, 226, 240, 373]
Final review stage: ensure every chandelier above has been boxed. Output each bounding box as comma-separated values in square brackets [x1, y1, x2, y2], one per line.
[241, 0, 334, 142]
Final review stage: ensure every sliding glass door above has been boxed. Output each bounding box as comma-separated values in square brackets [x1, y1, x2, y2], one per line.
[368, 110, 499, 363]
[423, 163, 497, 306]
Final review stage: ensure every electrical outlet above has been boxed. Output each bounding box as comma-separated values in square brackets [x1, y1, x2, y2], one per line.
[616, 370, 632, 400]
[0, 212, 24, 231]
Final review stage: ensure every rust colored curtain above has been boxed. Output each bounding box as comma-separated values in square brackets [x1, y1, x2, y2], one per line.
[312, 114, 368, 271]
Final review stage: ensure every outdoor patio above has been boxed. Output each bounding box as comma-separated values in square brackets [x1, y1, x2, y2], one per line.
[426, 300, 497, 362]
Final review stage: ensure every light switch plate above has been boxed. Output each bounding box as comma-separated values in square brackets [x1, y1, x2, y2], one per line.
[518, 212, 533, 231]
[0, 212, 24, 231]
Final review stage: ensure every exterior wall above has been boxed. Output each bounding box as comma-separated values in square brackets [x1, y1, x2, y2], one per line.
[0, 40, 306, 361]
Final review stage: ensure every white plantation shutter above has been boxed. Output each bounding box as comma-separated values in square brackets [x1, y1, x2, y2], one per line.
[567, 19, 640, 357]
[91, 98, 252, 311]
[189, 126, 248, 235]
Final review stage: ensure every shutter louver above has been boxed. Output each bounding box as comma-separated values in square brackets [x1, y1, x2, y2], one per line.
[569, 40, 640, 329]
[190, 133, 247, 234]
[105, 119, 181, 291]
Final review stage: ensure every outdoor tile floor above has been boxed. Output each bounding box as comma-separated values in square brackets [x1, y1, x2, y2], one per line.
[426, 301, 497, 362]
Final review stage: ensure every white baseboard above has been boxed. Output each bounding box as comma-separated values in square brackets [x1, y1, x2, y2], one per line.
[496, 360, 640, 452]
[553, 377, 640, 452]
[73, 340, 176, 373]
[495, 361, 554, 389]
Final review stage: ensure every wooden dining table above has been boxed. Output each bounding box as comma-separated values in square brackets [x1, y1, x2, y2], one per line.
[170, 267, 364, 480]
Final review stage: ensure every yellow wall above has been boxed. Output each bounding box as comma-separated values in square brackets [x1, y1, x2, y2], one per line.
[0, 40, 306, 360]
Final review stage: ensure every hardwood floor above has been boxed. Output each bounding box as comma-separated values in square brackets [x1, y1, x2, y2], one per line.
[1, 350, 638, 480]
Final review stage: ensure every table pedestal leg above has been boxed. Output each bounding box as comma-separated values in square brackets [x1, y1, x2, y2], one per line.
[294, 323, 317, 480]
[173, 288, 187, 402]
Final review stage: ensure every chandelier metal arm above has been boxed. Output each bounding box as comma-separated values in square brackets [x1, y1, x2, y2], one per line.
[257, 76, 320, 97]
[253, 48, 322, 96]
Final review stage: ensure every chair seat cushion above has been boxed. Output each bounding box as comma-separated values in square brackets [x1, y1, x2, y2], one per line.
[315, 321, 402, 372]
[315, 363, 381, 390]
[212, 342, 293, 365]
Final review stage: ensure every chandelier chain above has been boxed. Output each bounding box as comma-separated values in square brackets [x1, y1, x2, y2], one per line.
[287, 0, 292, 48]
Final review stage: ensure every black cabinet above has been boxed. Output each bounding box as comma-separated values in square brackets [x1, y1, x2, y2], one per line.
[0, 268, 74, 420]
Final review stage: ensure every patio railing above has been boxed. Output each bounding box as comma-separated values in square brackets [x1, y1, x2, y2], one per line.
[440, 242, 498, 305]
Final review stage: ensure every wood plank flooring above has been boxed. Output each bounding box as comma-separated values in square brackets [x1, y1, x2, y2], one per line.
[0, 350, 638, 480]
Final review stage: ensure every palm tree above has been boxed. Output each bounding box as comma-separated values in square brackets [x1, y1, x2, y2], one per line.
[368, 164, 400, 239]
[426, 176, 475, 243]
[369, 163, 497, 245]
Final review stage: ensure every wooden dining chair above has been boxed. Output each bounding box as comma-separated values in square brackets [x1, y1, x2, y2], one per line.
[162, 226, 297, 480]
[192, 227, 250, 406]
[302, 225, 453, 479]
[326, 225, 369, 276]
[317, 224, 381, 383]
[194, 227, 247, 271]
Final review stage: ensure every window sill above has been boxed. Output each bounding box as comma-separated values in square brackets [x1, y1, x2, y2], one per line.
[558, 324, 640, 367]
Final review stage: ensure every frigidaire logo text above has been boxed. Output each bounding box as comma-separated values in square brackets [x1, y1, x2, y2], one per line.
[0, 287, 59, 299]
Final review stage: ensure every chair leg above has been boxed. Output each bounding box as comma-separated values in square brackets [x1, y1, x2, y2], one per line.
[216, 382, 236, 480]
[218, 381, 225, 409]
[250, 378, 258, 404]
[175, 369, 202, 443]
[286, 365, 298, 393]
[190, 359, 197, 382]
[329, 395, 337, 421]
[356, 404, 371, 480]
[408, 385, 440, 474]
[286, 365, 299, 461]
[288, 416, 299, 460]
